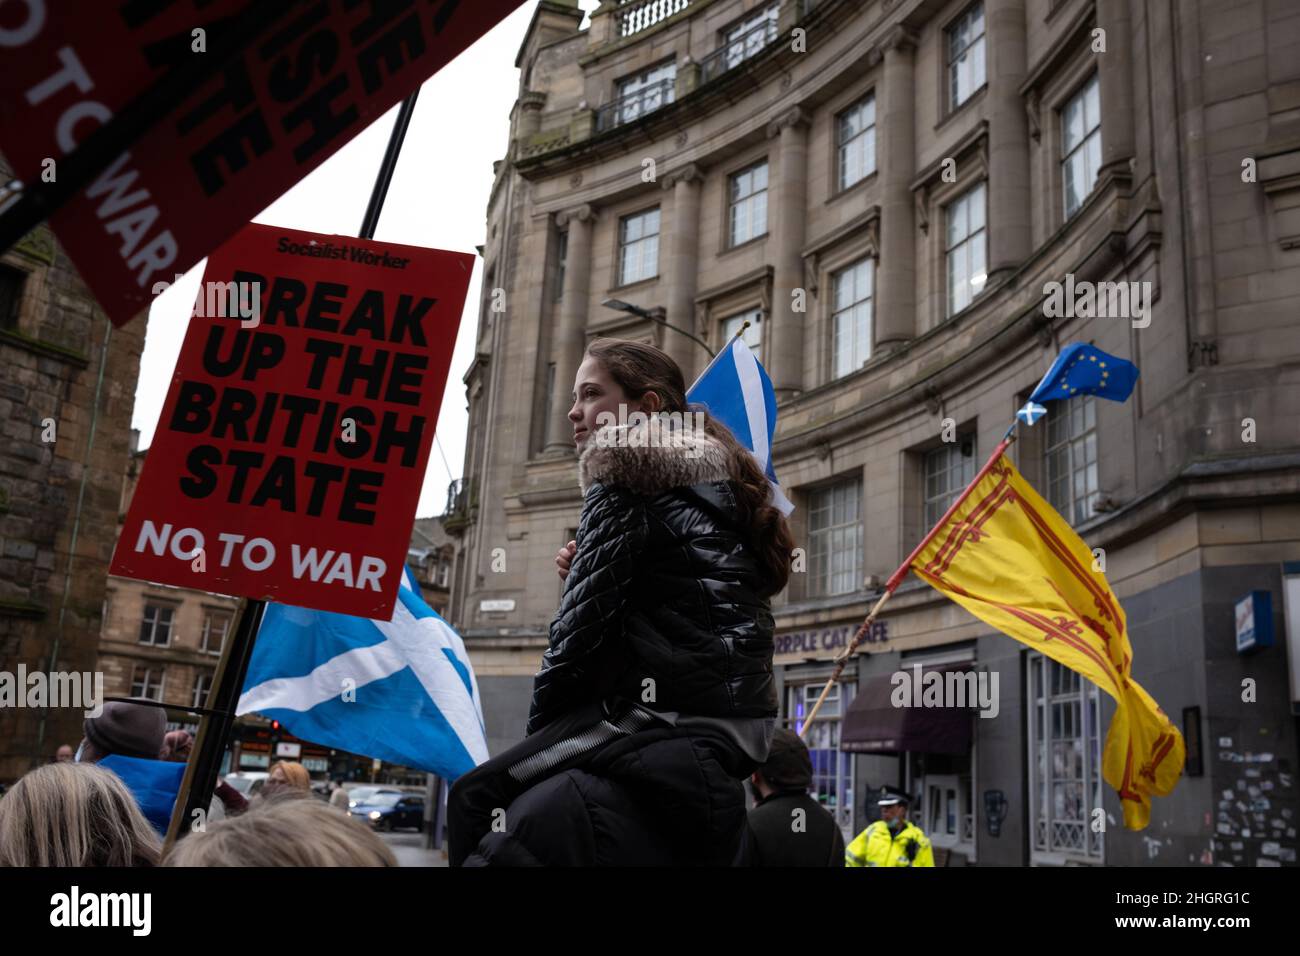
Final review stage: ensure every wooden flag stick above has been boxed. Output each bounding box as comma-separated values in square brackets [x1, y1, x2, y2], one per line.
[797, 436, 1015, 741]
[798, 587, 894, 737]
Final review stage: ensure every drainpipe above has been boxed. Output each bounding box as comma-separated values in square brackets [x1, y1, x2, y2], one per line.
[34, 316, 112, 765]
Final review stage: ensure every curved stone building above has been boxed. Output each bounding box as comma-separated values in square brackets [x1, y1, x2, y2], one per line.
[448, 0, 1300, 866]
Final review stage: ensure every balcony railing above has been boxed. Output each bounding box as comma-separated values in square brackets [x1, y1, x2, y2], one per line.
[531, 0, 837, 157]
[617, 0, 691, 38]
[699, 17, 780, 85]
[443, 477, 471, 519]
[595, 77, 676, 133]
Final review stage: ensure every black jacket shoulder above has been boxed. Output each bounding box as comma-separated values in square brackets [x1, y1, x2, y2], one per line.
[748, 790, 846, 867]
[526, 419, 778, 735]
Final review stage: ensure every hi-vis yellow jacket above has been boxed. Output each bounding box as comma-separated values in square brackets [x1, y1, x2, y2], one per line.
[845, 820, 935, 867]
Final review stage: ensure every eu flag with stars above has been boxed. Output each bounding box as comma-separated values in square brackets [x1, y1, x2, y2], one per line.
[1028, 343, 1139, 405]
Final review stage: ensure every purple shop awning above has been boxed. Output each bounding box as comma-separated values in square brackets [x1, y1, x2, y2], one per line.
[840, 664, 975, 756]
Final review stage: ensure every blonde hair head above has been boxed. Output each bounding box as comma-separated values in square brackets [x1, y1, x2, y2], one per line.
[267, 760, 311, 790]
[164, 797, 397, 867]
[0, 762, 161, 867]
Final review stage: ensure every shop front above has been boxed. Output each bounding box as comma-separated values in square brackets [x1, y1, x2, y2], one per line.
[840, 651, 979, 864]
[773, 618, 891, 843]
[774, 605, 983, 862]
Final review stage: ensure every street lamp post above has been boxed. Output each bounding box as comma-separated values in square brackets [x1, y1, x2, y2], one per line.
[602, 298, 715, 359]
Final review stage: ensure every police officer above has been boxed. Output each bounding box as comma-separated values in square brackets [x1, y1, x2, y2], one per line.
[845, 786, 934, 867]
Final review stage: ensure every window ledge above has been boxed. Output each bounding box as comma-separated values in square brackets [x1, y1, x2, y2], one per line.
[0, 327, 90, 368]
[778, 588, 873, 618]
[935, 84, 988, 135]
[943, 285, 994, 325]
[911, 119, 989, 193]
[825, 170, 877, 206]
[606, 275, 660, 296]
[0, 599, 47, 619]
[1060, 177, 1109, 230]
[717, 232, 769, 259]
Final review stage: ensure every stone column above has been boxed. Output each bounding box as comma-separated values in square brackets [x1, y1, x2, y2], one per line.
[875, 26, 917, 349]
[661, 163, 705, 383]
[986, 0, 1031, 278]
[1096, 0, 1135, 173]
[587, 1, 615, 48]
[766, 105, 810, 400]
[516, 90, 546, 138]
[545, 203, 596, 453]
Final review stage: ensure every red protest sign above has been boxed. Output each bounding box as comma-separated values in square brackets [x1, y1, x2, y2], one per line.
[110, 222, 472, 618]
[0, 0, 520, 326]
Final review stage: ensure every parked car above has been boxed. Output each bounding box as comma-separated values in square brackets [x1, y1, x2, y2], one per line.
[345, 785, 403, 810]
[349, 791, 425, 832]
[224, 772, 268, 797]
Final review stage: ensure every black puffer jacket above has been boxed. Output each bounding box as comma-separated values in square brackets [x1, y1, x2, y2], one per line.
[526, 419, 779, 735]
[462, 700, 757, 866]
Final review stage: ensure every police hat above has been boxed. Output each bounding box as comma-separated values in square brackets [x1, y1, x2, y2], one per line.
[876, 786, 910, 807]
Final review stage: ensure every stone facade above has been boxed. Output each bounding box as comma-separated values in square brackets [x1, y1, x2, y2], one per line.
[408, 516, 455, 615]
[448, 0, 1300, 865]
[0, 171, 148, 781]
[98, 443, 241, 737]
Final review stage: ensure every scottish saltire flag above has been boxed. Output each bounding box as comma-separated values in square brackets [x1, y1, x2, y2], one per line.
[238, 567, 488, 780]
[687, 336, 794, 515]
[1016, 343, 1139, 425]
[1016, 402, 1048, 426]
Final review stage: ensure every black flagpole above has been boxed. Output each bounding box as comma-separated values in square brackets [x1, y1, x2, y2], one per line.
[360, 90, 420, 240]
[164, 89, 422, 850]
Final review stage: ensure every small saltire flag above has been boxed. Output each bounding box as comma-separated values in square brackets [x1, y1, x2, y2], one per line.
[238, 567, 488, 780]
[905, 450, 1183, 829]
[1016, 402, 1048, 426]
[687, 335, 794, 515]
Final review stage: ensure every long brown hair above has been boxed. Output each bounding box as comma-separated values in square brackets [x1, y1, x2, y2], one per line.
[585, 337, 794, 596]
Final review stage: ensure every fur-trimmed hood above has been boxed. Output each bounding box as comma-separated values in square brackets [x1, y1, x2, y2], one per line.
[577, 418, 730, 496]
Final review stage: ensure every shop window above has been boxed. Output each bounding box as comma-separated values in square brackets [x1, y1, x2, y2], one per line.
[788, 681, 856, 838]
[1027, 652, 1103, 862]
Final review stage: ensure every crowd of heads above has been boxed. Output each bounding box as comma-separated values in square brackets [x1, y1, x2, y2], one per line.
[0, 699, 399, 867]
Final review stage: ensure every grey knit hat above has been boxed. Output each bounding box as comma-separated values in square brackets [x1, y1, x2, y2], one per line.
[83, 699, 166, 760]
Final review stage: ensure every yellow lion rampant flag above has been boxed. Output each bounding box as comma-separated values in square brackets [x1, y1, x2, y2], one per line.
[908, 446, 1184, 830]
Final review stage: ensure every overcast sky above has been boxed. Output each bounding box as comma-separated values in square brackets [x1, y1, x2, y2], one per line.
[131, 1, 598, 518]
